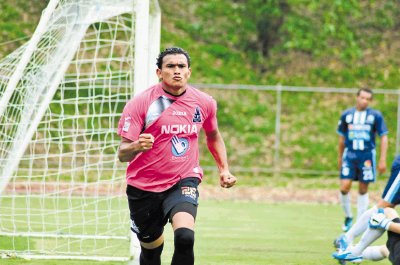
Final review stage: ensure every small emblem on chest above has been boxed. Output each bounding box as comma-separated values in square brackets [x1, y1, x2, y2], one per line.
[192, 107, 202, 123]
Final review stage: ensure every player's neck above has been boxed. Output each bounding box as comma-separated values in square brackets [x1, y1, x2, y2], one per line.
[162, 86, 187, 97]
[356, 106, 367, 112]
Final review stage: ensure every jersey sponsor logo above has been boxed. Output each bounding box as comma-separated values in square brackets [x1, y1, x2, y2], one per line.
[171, 135, 189, 156]
[161, 124, 198, 134]
[348, 131, 370, 141]
[192, 107, 202, 123]
[348, 124, 371, 131]
[172, 110, 187, 116]
[346, 114, 353, 123]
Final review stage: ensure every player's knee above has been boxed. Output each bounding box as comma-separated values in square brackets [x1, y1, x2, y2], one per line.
[174, 228, 194, 250]
[384, 208, 399, 219]
[340, 190, 349, 195]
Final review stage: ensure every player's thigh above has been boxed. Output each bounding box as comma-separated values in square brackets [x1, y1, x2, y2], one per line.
[171, 211, 195, 230]
[126, 185, 166, 243]
[163, 177, 199, 222]
[340, 155, 356, 182]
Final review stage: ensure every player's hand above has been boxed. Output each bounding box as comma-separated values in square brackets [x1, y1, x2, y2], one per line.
[377, 160, 387, 174]
[369, 212, 392, 230]
[220, 171, 236, 188]
[137, 133, 154, 151]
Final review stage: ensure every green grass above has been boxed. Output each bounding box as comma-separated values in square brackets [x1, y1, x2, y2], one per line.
[0, 200, 391, 265]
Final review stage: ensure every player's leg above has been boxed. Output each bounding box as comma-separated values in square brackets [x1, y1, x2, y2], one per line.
[163, 177, 199, 265]
[171, 210, 195, 265]
[346, 180, 400, 259]
[339, 152, 356, 232]
[127, 185, 166, 265]
[343, 206, 378, 245]
[139, 236, 165, 265]
[357, 181, 369, 219]
[340, 179, 353, 232]
[357, 153, 376, 219]
[349, 207, 399, 258]
[362, 245, 389, 261]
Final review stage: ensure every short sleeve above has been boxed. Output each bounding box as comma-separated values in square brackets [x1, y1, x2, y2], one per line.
[202, 97, 218, 132]
[117, 99, 145, 141]
[375, 112, 388, 136]
[336, 113, 347, 136]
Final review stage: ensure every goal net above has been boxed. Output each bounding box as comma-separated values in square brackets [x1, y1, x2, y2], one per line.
[0, 0, 160, 261]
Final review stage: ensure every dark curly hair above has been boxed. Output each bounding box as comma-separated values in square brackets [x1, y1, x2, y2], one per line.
[357, 87, 373, 98]
[156, 47, 191, 69]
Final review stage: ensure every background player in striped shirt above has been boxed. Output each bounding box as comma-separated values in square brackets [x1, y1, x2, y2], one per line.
[337, 88, 388, 232]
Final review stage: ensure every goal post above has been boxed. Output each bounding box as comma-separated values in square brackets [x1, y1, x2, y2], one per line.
[0, 0, 160, 261]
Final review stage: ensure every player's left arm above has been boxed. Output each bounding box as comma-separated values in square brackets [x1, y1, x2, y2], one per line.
[205, 129, 236, 188]
[378, 134, 388, 174]
[376, 112, 389, 174]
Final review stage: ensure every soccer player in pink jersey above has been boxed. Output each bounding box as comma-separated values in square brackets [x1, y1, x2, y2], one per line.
[117, 47, 236, 265]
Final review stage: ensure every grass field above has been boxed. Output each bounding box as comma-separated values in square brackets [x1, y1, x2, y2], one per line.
[0, 199, 391, 265]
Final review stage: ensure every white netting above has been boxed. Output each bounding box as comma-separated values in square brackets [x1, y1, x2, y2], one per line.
[0, 0, 160, 261]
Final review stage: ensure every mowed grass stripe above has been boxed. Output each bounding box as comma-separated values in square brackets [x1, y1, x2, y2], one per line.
[0, 200, 390, 265]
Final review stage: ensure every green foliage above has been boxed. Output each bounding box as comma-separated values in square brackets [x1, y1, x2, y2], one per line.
[159, 0, 400, 86]
[0, 1, 48, 57]
[0, 1, 399, 183]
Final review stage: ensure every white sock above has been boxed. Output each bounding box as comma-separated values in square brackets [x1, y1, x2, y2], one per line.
[351, 227, 385, 256]
[362, 246, 388, 261]
[357, 193, 369, 219]
[346, 206, 377, 243]
[340, 192, 352, 218]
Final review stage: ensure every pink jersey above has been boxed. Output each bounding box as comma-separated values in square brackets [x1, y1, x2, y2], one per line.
[117, 83, 218, 192]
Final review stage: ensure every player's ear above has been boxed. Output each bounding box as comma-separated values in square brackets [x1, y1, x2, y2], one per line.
[156, 68, 162, 80]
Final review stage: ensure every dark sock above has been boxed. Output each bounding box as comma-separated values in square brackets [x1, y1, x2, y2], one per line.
[171, 228, 195, 265]
[140, 243, 163, 265]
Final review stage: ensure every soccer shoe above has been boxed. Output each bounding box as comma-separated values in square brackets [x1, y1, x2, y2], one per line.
[332, 250, 362, 263]
[336, 259, 347, 265]
[333, 234, 349, 252]
[342, 217, 353, 232]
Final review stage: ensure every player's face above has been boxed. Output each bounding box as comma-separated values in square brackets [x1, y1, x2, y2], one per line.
[157, 54, 191, 95]
[356, 91, 372, 110]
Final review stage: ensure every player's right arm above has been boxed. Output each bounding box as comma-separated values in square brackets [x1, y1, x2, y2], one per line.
[118, 134, 154, 162]
[336, 113, 347, 171]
